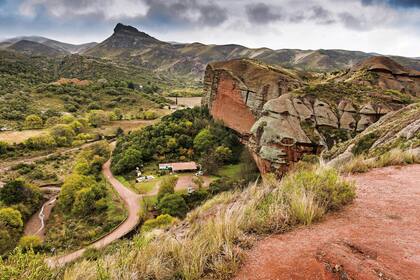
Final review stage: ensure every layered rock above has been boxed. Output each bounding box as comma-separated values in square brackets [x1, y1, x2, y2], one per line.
[203, 58, 413, 177]
[341, 56, 420, 97]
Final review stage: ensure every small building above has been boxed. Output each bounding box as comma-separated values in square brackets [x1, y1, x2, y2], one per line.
[158, 161, 198, 172]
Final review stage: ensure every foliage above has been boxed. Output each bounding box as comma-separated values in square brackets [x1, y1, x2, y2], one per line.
[23, 114, 43, 129]
[157, 194, 188, 218]
[156, 176, 177, 202]
[0, 248, 54, 280]
[18, 235, 43, 251]
[50, 124, 76, 146]
[111, 108, 241, 175]
[141, 214, 177, 233]
[352, 132, 378, 155]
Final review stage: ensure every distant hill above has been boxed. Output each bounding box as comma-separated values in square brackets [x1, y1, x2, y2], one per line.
[83, 23, 420, 78]
[6, 40, 66, 57]
[0, 36, 97, 54]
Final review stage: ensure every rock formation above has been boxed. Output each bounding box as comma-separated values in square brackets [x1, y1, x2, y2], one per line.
[203, 58, 415, 176]
[339, 56, 420, 97]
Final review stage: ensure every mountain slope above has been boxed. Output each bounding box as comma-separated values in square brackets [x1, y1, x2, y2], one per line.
[0, 36, 97, 54]
[7, 40, 66, 57]
[83, 23, 420, 78]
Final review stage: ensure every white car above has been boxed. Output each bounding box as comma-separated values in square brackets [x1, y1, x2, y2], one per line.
[195, 171, 203, 176]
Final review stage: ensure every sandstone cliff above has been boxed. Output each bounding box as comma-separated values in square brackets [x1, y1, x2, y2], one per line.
[203, 58, 417, 176]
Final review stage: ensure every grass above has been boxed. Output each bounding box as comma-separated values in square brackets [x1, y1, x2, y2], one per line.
[62, 165, 355, 280]
[216, 163, 243, 179]
[0, 129, 48, 144]
[340, 148, 419, 174]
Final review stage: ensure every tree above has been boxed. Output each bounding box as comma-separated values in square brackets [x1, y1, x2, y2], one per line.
[24, 114, 43, 129]
[0, 179, 42, 208]
[214, 146, 232, 163]
[58, 174, 97, 212]
[192, 176, 204, 189]
[157, 194, 188, 218]
[88, 110, 110, 127]
[72, 187, 97, 215]
[24, 135, 56, 150]
[50, 124, 75, 146]
[193, 128, 215, 153]
[112, 147, 143, 175]
[0, 208, 23, 229]
[157, 176, 177, 201]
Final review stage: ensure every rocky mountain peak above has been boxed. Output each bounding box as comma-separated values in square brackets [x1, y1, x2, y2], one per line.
[114, 23, 140, 34]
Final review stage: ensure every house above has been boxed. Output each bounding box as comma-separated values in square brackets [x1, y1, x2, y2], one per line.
[158, 161, 198, 172]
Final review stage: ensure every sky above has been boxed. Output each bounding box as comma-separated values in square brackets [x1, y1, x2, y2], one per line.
[0, 0, 419, 57]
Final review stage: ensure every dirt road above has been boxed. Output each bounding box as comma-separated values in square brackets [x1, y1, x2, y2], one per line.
[46, 159, 141, 267]
[235, 164, 420, 280]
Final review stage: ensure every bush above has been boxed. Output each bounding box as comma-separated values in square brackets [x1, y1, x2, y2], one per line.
[141, 214, 177, 233]
[24, 135, 56, 150]
[23, 114, 43, 129]
[157, 194, 188, 218]
[0, 247, 54, 280]
[352, 132, 378, 155]
[50, 124, 75, 146]
[18, 235, 42, 251]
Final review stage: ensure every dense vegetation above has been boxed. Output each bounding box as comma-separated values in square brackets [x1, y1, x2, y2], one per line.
[111, 107, 242, 175]
[0, 179, 43, 255]
[44, 141, 126, 252]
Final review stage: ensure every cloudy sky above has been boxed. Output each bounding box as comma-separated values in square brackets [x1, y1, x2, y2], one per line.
[1, 0, 419, 57]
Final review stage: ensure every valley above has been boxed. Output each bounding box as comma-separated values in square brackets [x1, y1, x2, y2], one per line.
[0, 20, 419, 280]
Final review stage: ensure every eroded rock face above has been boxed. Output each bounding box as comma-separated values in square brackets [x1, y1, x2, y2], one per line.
[203, 59, 406, 177]
[346, 56, 420, 97]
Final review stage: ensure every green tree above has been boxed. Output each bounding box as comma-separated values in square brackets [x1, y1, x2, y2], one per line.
[0, 179, 42, 208]
[72, 187, 97, 215]
[58, 174, 97, 212]
[157, 194, 188, 218]
[157, 176, 177, 201]
[112, 147, 143, 174]
[88, 110, 110, 127]
[24, 135, 56, 150]
[0, 208, 23, 229]
[214, 146, 232, 163]
[24, 114, 43, 129]
[193, 128, 215, 153]
[50, 124, 75, 146]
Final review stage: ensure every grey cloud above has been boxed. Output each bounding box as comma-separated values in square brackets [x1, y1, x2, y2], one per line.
[339, 12, 371, 31]
[362, 0, 420, 8]
[245, 3, 284, 25]
[310, 6, 335, 24]
[143, 0, 227, 27]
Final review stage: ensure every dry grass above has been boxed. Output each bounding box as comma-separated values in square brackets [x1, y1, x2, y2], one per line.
[0, 129, 48, 144]
[62, 165, 355, 280]
[340, 148, 419, 174]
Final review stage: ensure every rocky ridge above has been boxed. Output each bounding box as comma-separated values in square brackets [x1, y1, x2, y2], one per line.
[203, 58, 417, 176]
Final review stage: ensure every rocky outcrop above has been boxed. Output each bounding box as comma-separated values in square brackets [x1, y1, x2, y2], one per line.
[342, 56, 420, 97]
[203, 58, 412, 177]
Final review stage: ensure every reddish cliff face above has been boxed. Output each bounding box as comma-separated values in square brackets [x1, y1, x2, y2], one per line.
[209, 71, 256, 135]
[203, 58, 415, 177]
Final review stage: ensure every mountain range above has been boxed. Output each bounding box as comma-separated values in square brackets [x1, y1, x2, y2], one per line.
[2, 23, 420, 78]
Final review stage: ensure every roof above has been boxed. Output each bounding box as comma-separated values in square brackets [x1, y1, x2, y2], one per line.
[158, 161, 198, 171]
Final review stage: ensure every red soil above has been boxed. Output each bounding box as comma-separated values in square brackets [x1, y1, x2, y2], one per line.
[235, 164, 420, 280]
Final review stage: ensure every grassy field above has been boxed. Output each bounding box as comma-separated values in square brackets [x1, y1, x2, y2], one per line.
[216, 163, 244, 179]
[0, 129, 48, 144]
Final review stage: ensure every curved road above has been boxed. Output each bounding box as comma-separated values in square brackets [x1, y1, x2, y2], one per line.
[46, 159, 141, 267]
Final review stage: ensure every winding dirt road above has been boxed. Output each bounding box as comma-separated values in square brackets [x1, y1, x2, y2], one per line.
[46, 159, 141, 267]
[235, 164, 420, 280]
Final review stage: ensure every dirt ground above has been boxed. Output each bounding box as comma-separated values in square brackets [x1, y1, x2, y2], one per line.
[175, 174, 213, 191]
[168, 97, 202, 108]
[234, 164, 420, 280]
[0, 129, 47, 144]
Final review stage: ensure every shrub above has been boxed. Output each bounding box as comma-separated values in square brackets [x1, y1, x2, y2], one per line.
[157, 176, 177, 202]
[0, 248, 54, 280]
[352, 132, 378, 155]
[23, 114, 43, 129]
[18, 235, 42, 251]
[157, 194, 188, 218]
[24, 135, 56, 150]
[50, 124, 75, 146]
[141, 214, 177, 233]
